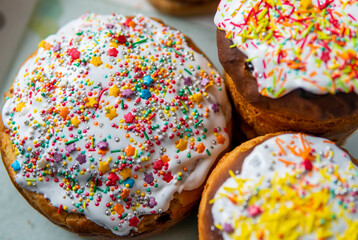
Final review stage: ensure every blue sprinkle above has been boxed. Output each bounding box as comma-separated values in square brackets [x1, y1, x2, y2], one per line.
[11, 160, 21, 172]
[142, 75, 153, 86]
[123, 178, 134, 188]
[140, 89, 151, 99]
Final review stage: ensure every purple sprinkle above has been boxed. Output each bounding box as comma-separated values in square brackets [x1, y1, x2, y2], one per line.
[53, 152, 63, 163]
[76, 154, 86, 164]
[211, 103, 220, 113]
[97, 141, 108, 150]
[106, 23, 114, 29]
[184, 77, 192, 86]
[148, 197, 157, 208]
[122, 89, 134, 98]
[53, 43, 61, 52]
[223, 223, 234, 233]
[200, 78, 210, 86]
[144, 173, 154, 184]
[65, 143, 76, 153]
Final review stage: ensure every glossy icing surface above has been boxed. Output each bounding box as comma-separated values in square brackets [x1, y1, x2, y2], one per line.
[214, 0, 358, 98]
[2, 13, 231, 236]
[211, 133, 358, 239]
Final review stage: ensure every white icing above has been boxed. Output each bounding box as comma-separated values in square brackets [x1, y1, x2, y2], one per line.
[212, 133, 358, 239]
[214, 0, 358, 98]
[2, 13, 231, 236]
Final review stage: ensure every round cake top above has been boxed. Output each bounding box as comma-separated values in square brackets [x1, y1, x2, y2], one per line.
[214, 0, 358, 98]
[211, 133, 358, 239]
[2, 13, 231, 236]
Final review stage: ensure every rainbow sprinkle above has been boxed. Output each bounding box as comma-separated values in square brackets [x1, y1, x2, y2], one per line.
[3, 13, 231, 236]
[215, 0, 358, 98]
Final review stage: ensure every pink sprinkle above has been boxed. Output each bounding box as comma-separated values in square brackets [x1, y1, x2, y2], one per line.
[348, 14, 356, 21]
[248, 205, 262, 217]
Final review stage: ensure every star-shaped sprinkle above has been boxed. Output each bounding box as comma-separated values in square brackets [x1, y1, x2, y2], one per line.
[59, 107, 69, 118]
[120, 189, 130, 199]
[217, 134, 226, 144]
[124, 112, 135, 123]
[76, 154, 86, 164]
[67, 48, 80, 60]
[105, 108, 118, 120]
[140, 89, 151, 99]
[191, 93, 203, 104]
[211, 103, 220, 113]
[176, 139, 188, 151]
[15, 102, 26, 112]
[71, 116, 81, 128]
[90, 56, 103, 67]
[196, 143, 205, 153]
[144, 173, 154, 184]
[109, 85, 121, 97]
[11, 160, 21, 172]
[184, 77, 192, 86]
[122, 89, 134, 98]
[113, 204, 124, 215]
[98, 161, 110, 173]
[65, 143, 76, 153]
[53, 152, 63, 163]
[161, 155, 170, 163]
[112, 34, 126, 44]
[124, 145, 135, 156]
[129, 216, 139, 227]
[162, 172, 173, 183]
[86, 97, 98, 108]
[143, 75, 153, 86]
[200, 78, 210, 86]
[37, 158, 47, 169]
[148, 197, 157, 208]
[106, 172, 119, 186]
[107, 48, 118, 57]
[119, 168, 132, 180]
[110, 41, 119, 48]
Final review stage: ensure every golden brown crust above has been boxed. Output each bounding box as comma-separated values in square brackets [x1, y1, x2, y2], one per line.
[225, 72, 358, 145]
[0, 17, 233, 239]
[147, 0, 219, 16]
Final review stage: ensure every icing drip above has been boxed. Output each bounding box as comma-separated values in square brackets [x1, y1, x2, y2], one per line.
[214, 0, 358, 98]
[211, 133, 358, 239]
[2, 13, 231, 236]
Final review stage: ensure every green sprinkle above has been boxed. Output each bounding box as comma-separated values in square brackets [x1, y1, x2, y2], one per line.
[65, 138, 79, 145]
[186, 86, 192, 95]
[194, 119, 203, 128]
[206, 149, 211, 156]
[184, 68, 192, 75]
[26, 178, 36, 182]
[143, 130, 150, 140]
[132, 38, 147, 46]
[111, 149, 122, 153]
